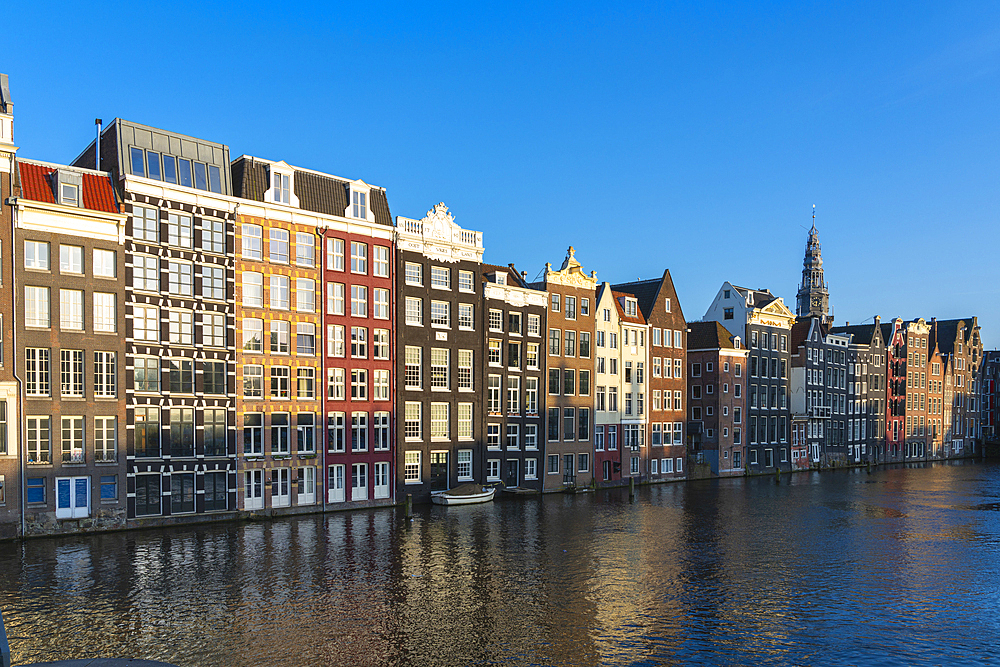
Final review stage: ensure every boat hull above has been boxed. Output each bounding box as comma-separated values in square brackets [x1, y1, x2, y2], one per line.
[431, 487, 496, 505]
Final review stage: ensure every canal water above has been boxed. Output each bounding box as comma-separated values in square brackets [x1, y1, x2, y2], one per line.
[1, 461, 998, 666]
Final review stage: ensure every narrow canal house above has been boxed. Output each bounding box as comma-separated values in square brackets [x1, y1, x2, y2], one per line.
[790, 319, 851, 467]
[593, 283, 623, 486]
[395, 203, 485, 502]
[0, 74, 19, 537]
[901, 318, 932, 460]
[72, 120, 239, 524]
[686, 321, 748, 476]
[482, 264, 547, 491]
[613, 272, 688, 482]
[532, 247, 597, 491]
[830, 318, 887, 464]
[703, 282, 794, 473]
[593, 283, 651, 486]
[230, 157, 395, 511]
[884, 318, 906, 461]
[12, 157, 129, 534]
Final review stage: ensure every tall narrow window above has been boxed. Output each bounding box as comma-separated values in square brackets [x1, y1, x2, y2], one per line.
[61, 350, 84, 397]
[94, 352, 116, 398]
[352, 190, 367, 219]
[270, 228, 289, 263]
[24, 285, 52, 327]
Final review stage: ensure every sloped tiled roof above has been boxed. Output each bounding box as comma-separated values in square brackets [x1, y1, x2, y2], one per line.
[880, 322, 895, 345]
[18, 160, 118, 213]
[611, 278, 660, 320]
[483, 263, 519, 286]
[930, 318, 975, 355]
[612, 290, 647, 325]
[830, 322, 880, 347]
[790, 320, 812, 351]
[732, 285, 778, 309]
[687, 321, 740, 350]
[231, 156, 392, 226]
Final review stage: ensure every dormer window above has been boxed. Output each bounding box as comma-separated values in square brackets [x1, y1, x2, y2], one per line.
[352, 190, 367, 219]
[264, 163, 298, 207]
[625, 298, 637, 317]
[55, 170, 82, 207]
[273, 173, 290, 204]
[60, 183, 79, 207]
[495, 272, 507, 285]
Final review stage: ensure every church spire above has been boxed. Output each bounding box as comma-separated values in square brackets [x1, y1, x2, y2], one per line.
[796, 205, 830, 320]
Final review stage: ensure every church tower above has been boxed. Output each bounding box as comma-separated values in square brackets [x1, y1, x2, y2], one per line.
[796, 207, 830, 320]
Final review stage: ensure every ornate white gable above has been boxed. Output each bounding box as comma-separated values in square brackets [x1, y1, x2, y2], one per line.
[545, 246, 598, 288]
[395, 202, 484, 263]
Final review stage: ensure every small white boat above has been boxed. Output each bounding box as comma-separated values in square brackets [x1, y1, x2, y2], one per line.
[431, 483, 496, 505]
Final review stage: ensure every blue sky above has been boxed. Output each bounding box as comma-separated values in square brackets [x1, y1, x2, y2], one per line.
[7, 1, 1000, 345]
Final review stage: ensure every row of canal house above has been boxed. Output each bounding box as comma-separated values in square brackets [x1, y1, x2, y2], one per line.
[0, 74, 988, 537]
[0, 80, 696, 534]
[688, 220, 984, 476]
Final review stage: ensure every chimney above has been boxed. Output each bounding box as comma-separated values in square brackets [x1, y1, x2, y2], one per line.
[0, 73, 13, 145]
[95, 118, 102, 171]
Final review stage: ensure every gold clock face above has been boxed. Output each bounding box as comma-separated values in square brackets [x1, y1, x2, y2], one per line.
[812, 296, 822, 307]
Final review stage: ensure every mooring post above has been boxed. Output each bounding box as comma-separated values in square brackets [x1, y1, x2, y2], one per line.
[405, 494, 413, 521]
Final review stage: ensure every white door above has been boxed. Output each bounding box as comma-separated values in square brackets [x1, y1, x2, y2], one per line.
[328, 464, 345, 503]
[55, 477, 89, 519]
[374, 462, 390, 499]
[351, 463, 368, 501]
[244, 470, 264, 510]
[298, 466, 316, 505]
[273, 468, 291, 508]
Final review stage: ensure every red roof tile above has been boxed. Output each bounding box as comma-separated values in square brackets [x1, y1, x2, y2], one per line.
[18, 161, 119, 213]
[611, 290, 647, 325]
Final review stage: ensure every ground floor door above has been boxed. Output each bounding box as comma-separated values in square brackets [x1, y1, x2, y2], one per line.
[328, 465, 345, 503]
[563, 454, 575, 485]
[374, 462, 390, 499]
[430, 451, 449, 491]
[298, 466, 316, 505]
[505, 460, 518, 488]
[55, 476, 89, 519]
[273, 468, 291, 507]
[351, 463, 368, 501]
[603, 460, 611, 481]
[244, 470, 264, 510]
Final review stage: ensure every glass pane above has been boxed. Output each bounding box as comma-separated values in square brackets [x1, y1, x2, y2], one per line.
[208, 165, 222, 193]
[162, 156, 177, 184]
[193, 162, 208, 190]
[130, 147, 145, 177]
[178, 159, 193, 187]
[147, 152, 161, 180]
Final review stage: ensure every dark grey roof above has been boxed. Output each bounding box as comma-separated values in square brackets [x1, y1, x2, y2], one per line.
[611, 278, 661, 321]
[830, 322, 884, 347]
[687, 321, 740, 350]
[230, 156, 392, 226]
